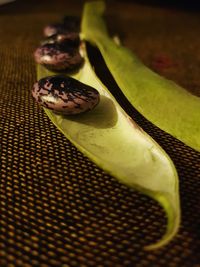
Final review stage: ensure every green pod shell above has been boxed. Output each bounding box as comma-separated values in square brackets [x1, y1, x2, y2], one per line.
[37, 42, 180, 250]
[81, 1, 200, 152]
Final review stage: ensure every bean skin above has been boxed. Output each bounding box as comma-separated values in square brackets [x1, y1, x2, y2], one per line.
[32, 75, 100, 115]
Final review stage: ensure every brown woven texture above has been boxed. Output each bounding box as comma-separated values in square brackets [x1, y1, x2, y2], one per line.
[0, 1, 200, 266]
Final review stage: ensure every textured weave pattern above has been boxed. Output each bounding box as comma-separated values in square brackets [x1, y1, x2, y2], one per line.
[0, 1, 200, 266]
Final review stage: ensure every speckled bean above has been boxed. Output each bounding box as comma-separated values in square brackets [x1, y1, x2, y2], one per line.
[32, 75, 100, 115]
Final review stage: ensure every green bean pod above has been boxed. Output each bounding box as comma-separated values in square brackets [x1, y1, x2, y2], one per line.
[81, 1, 200, 152]
[37, 42, 180, 250]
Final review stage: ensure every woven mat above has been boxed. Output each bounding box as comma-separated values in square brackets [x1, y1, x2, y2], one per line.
[0, 1, 200, 266]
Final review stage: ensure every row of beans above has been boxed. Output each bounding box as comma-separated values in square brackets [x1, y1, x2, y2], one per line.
[32, 16, 100, 115]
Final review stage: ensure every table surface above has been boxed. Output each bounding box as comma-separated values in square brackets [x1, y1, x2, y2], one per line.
[0, 1, 200, 266]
